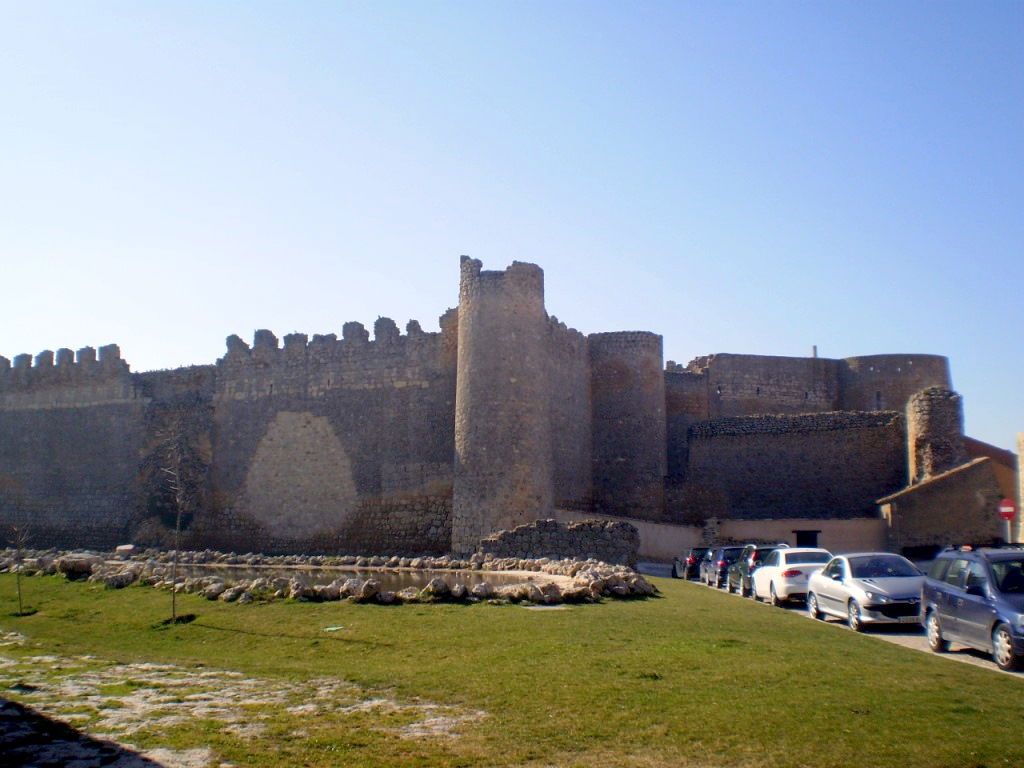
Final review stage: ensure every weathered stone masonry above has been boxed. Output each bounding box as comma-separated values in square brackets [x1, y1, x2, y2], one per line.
[1, 257, 968, 555]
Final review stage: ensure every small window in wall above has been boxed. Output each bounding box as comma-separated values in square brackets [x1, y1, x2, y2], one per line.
[793, 530, 820, 548]
[875, 391, 882, 410]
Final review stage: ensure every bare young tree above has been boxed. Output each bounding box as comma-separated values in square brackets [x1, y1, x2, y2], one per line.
[9, 524, 31, 616]
[158, 426, 191, 624]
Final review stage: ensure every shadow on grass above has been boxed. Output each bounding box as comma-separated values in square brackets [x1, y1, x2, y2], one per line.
[186, 620, 394, 648]
[153, 613, 197, 629]
[1, 697, 168, 767]
[7, 609, 38, 617]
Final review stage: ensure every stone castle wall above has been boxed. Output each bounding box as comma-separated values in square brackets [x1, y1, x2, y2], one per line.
[0, 345, 146, 547]
[679, 411, 907, 521]
[203, 315, 458, 554]
[0, 257, 978, 555]
[589, 331, 666, 519]
[547, 316, 592, 510]
[665, 352, 951, 426]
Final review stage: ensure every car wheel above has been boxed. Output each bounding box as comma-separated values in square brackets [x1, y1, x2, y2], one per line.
[726, 576, 734, 593]
[671, 563, 680, 579]
[847, 600, 865, 632]
[926, 611, 949, 653]
[769, 583, 781, 607]
[749, 581, 758, 600]
[808, 593, 823, 620]
[992, 623, 1022, 671]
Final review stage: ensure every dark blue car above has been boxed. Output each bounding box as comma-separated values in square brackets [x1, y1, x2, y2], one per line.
[922, 546, 1024, 671]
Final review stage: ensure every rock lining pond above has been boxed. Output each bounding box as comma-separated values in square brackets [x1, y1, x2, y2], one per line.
[3, 548, 658, 606]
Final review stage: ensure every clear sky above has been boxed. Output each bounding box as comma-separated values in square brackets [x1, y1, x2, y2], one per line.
[2, 2, 1021, 451]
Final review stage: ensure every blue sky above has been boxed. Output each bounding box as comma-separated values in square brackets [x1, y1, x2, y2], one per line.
[1, 1, 1021, 451]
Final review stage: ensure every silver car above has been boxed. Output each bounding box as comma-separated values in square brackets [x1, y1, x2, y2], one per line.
[806, 553, 924, 631]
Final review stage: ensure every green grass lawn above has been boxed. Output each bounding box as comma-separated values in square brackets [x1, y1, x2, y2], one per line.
[2, 573, 1021, 768]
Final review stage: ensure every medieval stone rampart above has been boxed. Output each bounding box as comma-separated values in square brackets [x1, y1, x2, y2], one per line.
[839, 354, 951, 411]
[547, 316, 592, 510]
[589, 331, 666, 520]
[206, 313, 458, 554]
[680, 411, 906, 521]
[665, 352, 951, 424]
[0, 257, 981, 557]
[0, 344, 145, 547]
[0, 344, 133, 411]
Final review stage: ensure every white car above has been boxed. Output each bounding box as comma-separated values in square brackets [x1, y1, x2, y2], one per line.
[806, 552, 924, 631]
[751, 547, 832, 605]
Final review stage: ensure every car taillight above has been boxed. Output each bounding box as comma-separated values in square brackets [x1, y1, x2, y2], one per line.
[686, 556, 695, 565]
[717, 560, 727, 568]
[780, 569, 803, 578]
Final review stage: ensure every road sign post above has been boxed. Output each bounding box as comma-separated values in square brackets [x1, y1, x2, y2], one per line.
[999, 499, 1017, 543]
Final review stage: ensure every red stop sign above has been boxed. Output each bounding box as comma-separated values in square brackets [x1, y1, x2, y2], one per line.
[999, 499, 1017, 522]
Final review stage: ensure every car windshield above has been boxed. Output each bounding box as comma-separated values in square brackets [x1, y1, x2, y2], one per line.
[990, 560, 1024, 594]
[752, 549, 774, 562]
[722, 548, 743, 560]
[785, 551, 830, 565]
[848, 555, 918, 579]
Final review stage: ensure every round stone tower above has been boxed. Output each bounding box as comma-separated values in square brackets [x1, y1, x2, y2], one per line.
[451, 257, 554, 553]
[588, 331, 666, 519]
[906, 386, 965, 484]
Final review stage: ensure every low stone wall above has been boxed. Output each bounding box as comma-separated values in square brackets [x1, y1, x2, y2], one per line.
[479, 519, 639, 566]
[0, 547, 657, 606]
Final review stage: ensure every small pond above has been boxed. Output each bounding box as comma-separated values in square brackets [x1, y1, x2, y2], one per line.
[173, 564, 547, 591]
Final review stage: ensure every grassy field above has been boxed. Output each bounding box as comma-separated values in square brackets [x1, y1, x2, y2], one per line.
[1, 572, 1021, 768]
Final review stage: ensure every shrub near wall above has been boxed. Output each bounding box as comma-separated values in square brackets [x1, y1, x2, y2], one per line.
[479, 519, 639, 566]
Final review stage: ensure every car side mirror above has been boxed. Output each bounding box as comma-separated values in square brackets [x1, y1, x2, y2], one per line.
[965, 584, 985, 598]
[831, 573, 842, 581]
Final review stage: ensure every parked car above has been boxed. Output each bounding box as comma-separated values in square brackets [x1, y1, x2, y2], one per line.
[700, 546, 745, 588]
[806, 552, 923, 631]
[726, 544, 781, 597]
[751, 547, 832, 605]
[922, 546, 1024, 671]
[671, 547, 709, 579]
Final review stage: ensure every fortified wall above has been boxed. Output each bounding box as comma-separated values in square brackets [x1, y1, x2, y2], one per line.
[1, 257, 987, 556]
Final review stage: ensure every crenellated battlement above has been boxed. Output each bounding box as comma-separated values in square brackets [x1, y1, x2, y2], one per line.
[215, 313, 458, 401]
[219, 315, 449, 366]
[0, 343, 134, 410]
[546, 315, 587, 353]
[0, 345, 127, 385]
[459, 255, 545, 303]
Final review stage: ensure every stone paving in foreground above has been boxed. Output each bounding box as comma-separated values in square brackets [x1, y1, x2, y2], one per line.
[0, 631, 486, 768]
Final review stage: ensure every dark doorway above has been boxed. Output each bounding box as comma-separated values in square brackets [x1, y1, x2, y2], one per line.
[793, 530, 820, 547]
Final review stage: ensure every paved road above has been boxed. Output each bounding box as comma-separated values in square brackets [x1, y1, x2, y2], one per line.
[645, 566, 1024, 679]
